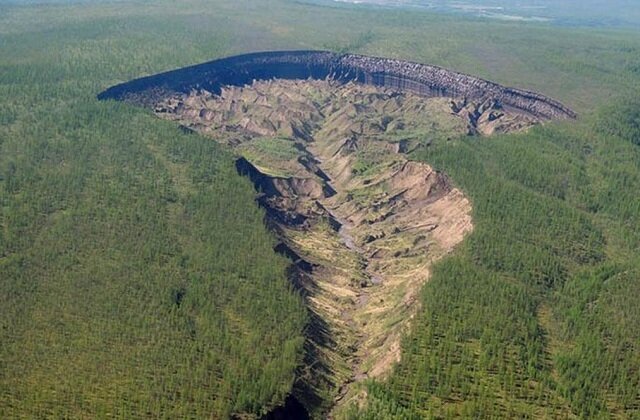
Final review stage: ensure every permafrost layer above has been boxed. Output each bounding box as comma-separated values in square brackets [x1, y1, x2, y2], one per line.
[98, 50, 576, 121]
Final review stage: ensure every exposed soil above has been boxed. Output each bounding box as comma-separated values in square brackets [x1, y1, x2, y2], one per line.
[152, 78, 532, 416]
[97, 49, 576, 419]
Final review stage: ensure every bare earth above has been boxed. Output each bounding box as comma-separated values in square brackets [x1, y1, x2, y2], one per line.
[154, 79, 537, 415]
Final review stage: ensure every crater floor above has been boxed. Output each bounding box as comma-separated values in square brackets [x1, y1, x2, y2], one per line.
[153, 79, 489, 415]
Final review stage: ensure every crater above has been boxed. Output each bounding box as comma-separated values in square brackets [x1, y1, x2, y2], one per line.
[98, 51, 574, 417]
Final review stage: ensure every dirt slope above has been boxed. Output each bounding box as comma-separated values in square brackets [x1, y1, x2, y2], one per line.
[153, 79, 532, 415]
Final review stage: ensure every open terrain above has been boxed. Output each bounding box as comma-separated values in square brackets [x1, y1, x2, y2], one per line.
[313, 0, 640, 28]
[1, 0, 640, 418]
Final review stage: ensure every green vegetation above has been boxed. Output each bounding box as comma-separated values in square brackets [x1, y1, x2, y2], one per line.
[237, 137, 305, 177]
[1, 0, 640, 418]
[0, 105, 306, 418]
[242, 137, 301, 162]
[0, 3, 308, 417]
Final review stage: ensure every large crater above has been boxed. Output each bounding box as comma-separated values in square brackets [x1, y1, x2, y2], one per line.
[98, 51, 575, 418]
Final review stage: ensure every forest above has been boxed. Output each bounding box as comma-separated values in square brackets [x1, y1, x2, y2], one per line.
[1, 0, 639, 418]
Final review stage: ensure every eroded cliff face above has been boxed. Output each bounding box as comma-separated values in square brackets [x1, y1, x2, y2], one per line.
[98, 50, 576, 122]
[153, 79, 475, 416]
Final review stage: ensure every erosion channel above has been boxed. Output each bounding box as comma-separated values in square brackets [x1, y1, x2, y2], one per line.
[98, 51, 575, 418]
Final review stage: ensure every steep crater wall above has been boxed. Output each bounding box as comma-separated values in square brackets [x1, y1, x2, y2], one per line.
[98, 50, 576, 121]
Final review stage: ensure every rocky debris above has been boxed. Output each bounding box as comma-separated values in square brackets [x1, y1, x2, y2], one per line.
[235, 157, 328, 227]
[99, 50, 576, 122]
[451, 98, 538, 135]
